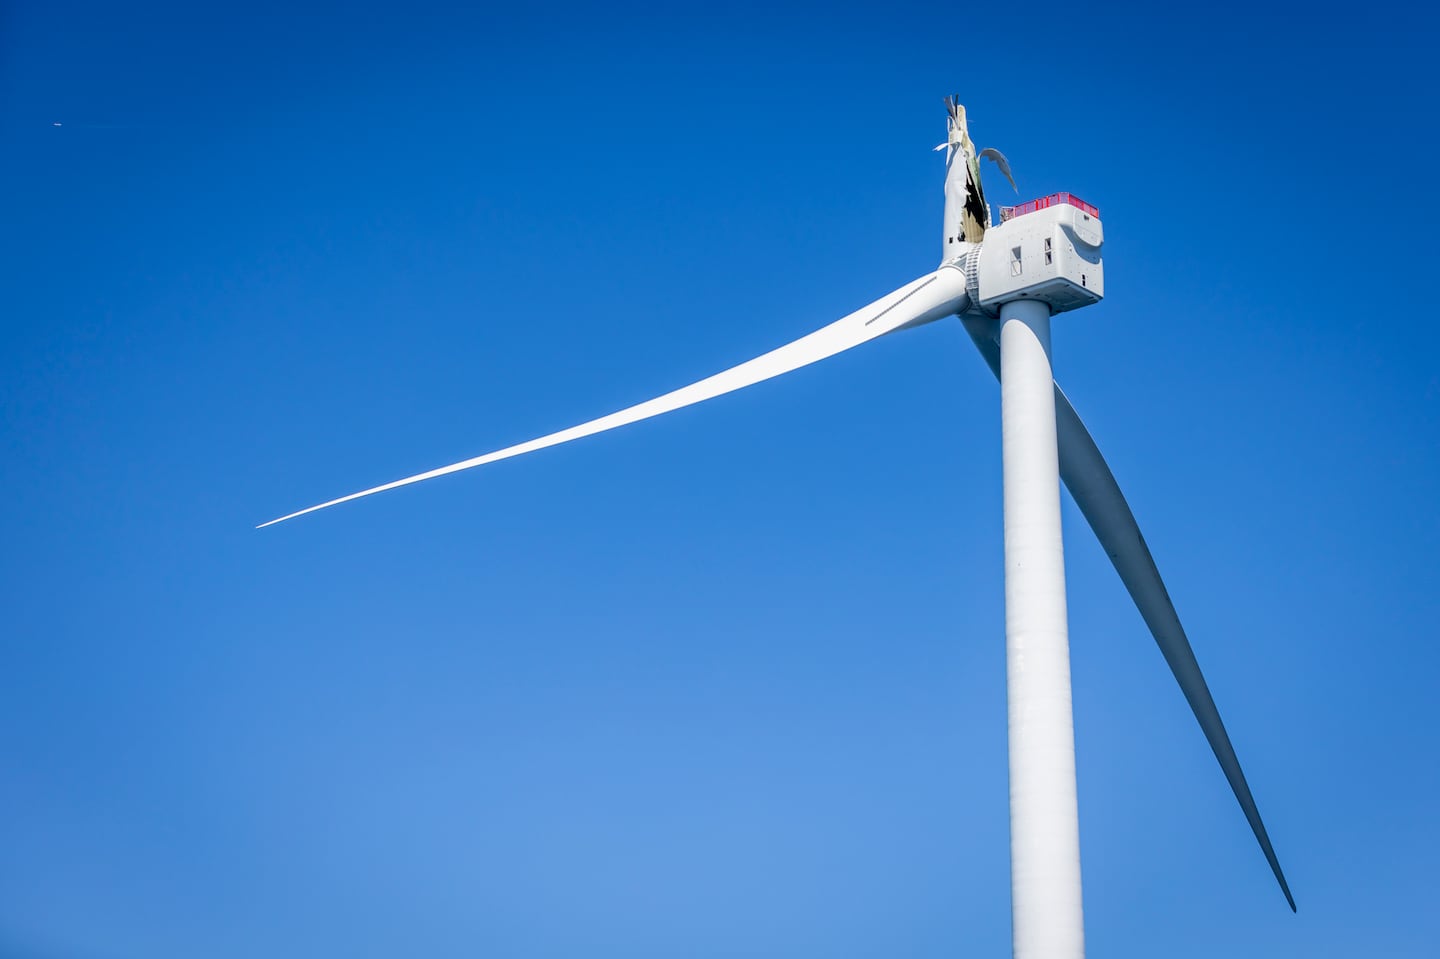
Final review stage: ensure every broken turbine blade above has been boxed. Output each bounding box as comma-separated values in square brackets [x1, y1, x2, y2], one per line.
[978, 147, 1018, 193]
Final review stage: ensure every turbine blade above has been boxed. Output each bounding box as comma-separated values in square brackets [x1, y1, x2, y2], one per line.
[960, 316, 1296, 912]
[259, 268, 969, 528]
[978, 147, 1018, 193]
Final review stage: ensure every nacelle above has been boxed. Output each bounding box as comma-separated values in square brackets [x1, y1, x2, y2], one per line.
[975, 194, 1103, 315]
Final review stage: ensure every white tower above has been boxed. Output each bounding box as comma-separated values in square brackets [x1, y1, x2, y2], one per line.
[970, 195, 1104, 957]
[1000, 296, 1085, 958]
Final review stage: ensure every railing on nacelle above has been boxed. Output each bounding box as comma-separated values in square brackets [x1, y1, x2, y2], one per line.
[1000, 192, 1100, 223]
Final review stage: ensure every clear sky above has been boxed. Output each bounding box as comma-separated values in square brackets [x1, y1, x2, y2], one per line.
[3, 1, 1437, 956]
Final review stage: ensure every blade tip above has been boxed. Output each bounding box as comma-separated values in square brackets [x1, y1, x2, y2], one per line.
[1271, 861, 1297, 912]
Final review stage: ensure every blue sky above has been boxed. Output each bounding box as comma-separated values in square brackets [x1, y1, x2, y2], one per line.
[3, 1, 1437, 956]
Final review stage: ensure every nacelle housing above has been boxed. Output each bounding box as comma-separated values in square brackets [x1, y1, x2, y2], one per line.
[975, 195, 1103, 315]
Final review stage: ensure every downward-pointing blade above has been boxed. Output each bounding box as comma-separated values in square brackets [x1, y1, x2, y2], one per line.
[259, 267, 969, 528]
[961, 316, 1296, 912]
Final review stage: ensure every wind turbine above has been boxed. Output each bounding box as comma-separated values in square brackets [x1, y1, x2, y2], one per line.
[261, 97, 1293, 958]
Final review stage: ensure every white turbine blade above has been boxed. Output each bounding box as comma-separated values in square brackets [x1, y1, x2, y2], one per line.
[978, 147, 1018, 193]
[260, 267, 969, 528]
[1051, 380, 1297, 912]
[961, 316, 1297, 912]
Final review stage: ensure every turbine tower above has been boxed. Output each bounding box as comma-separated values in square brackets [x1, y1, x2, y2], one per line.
[262, 97, 1294, 957]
